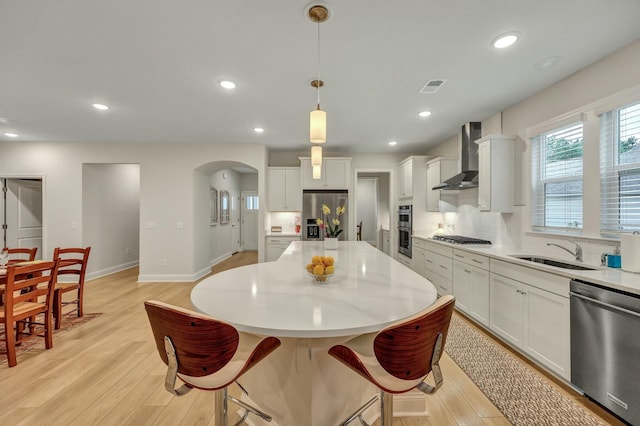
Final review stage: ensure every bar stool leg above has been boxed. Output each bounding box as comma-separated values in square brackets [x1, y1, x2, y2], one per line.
[380, 391, 393, 426]
[215, 388, 228, 426]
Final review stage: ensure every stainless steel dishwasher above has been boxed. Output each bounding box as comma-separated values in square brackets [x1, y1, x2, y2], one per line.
[570, 279, 640, 425]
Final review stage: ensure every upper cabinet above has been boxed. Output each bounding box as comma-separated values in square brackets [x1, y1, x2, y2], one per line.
[426, 158, 458, 212]
[476, 135, 515, 213]
[300, 157, 351, 189]
[398, 156, 428, 200]
[268, 167, 301, 211]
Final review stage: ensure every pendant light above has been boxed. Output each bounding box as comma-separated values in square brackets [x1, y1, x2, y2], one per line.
[308, 4, 329, 179]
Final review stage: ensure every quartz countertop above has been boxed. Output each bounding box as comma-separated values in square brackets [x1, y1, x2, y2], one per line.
[191, 241, 438, 337]
[413, 234, 640, 296]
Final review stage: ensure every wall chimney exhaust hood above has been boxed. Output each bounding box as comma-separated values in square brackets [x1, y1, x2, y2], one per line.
[433, 122, 482, 190]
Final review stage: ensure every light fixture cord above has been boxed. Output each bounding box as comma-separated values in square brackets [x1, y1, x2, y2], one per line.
[316, 17, 321, 108]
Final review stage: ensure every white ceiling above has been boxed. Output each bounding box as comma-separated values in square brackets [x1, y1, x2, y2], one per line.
[1, 1, 640, 154]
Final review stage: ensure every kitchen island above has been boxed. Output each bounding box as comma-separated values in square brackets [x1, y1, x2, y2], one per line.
[191, 241, 438, 425]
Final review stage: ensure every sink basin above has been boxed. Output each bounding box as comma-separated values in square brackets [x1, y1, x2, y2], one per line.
[508, 255, 598, 271]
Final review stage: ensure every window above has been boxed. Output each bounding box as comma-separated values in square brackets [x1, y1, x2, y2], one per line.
[531, 122, 584, 230]
[220, 190, 230, 224]
[210, 187, 218, 226]
[245, 195, 259, 210]
[600, 101, 640, 233]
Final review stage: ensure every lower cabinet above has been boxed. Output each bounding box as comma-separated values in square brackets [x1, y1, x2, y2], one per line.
[265, 236, 300, 262]
[453, 260, 490, 326]
[452, 250, 489, 326]
[412, 239, 427, 277]
[489, 271, 570, 380]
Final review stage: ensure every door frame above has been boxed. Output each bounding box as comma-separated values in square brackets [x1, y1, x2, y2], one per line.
[241, 190, 259, 251]
[353, 168, 395, 254]
[0, 173, 46, 253]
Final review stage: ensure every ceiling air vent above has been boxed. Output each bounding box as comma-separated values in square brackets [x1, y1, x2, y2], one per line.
[419, 79, 447, 94]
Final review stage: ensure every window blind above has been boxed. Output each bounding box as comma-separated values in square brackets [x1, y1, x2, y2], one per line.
[531, 122, 584, 230]
[600, 101, 640, 233]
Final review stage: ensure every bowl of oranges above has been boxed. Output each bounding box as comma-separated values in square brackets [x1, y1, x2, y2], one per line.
[306, 255, 336, 284]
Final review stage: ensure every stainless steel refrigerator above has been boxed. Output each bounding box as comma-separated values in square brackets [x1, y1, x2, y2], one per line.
[302, 190, 348, 241]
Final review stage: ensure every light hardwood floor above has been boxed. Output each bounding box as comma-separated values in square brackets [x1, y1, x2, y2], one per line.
[0, 252, 617, 425]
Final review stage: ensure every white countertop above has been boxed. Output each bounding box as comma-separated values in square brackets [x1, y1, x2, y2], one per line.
[191, 241, 438, 338]
[413, 234, 640, 296]
[266, 232, 301, 237]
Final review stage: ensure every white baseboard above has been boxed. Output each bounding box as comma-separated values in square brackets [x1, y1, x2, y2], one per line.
[137, 252, 233, 283]
[83, 261, 139, 282]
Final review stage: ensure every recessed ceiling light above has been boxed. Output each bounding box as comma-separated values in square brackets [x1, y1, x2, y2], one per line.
[92, 103, 109, 111]
[254, 127, 264, 133]
[388, 141, 398, 146]
[418, 111, 432, 118]
[535, 56, 560, 69]
[219, 80, 236, 89]
[492, 32, 519, 49]
[4, 132, 18, 138]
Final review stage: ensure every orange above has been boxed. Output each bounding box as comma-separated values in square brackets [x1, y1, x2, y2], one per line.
[312, 255, 323, 265]
[325, 265, 335, 275]
[312, 264, 325, 275]
[323, 256, 334, 266]
[306, 263, 314, 272]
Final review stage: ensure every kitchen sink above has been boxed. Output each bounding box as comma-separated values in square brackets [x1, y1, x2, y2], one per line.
[508, 255, 598, 271]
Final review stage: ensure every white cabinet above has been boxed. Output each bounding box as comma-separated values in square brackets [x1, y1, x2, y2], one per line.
[268, 167, 301, 211]
[476, 135, 515, 213]
[398, 156, 428, 200]
[381, 229, 390, 255]
[422, 239, 453, 296]
[452, 249, 489, 326]
[265, 236, 300, 262]
[426, 158, 458, 212]
[397, 253, 412, 268]
[300, 157, 351, 189]
[412, 239, 427, 277]
[489, 259, 570, 380]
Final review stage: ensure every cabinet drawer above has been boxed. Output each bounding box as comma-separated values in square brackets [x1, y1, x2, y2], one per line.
[424, 250, 453, 280]
[425, 270, 452, 296]
[266, 237, 299, 245]
[413, 238, 427, 250]
[423, 240, 454, 257]
[490, 259, 569, 298]
[453, 249, 489, 270]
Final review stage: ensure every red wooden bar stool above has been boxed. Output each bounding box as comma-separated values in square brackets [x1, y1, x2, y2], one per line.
[329, 295, 455, 426]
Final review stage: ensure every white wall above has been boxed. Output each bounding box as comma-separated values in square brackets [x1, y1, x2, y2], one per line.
[82, 163, 140, 278]
[0, 141, 267, 281]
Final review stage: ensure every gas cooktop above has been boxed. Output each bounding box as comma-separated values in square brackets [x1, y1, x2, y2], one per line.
[432, 235, 492, 245]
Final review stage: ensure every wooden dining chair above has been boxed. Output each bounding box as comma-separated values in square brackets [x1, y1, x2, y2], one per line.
[4, 247, 38, 265]
[0, 247, 38, 306]
[52, 246, 91, 330]
[328, 295, 455, 426]
[0, 259, 60, 367]
[145, 300, 281, 426]
[356, 221, 363, 241]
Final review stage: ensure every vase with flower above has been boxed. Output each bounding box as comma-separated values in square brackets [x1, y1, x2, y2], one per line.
[317, 204, 346, 249]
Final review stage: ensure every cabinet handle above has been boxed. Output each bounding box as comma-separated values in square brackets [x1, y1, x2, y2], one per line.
[426, 259, 433, 263]
[455, 254, 464, 258]
[472, 259, 484, 265]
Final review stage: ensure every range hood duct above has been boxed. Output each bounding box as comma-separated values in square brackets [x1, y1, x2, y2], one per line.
[433, 122, 482, 190]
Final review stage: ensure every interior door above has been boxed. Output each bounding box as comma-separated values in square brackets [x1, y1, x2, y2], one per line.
[3, 179, 43, 258]
[241, 191, 259, 251]
[231, 190, 241, 253]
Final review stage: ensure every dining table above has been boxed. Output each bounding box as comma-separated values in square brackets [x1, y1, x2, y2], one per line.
[191, 241, 438, 426]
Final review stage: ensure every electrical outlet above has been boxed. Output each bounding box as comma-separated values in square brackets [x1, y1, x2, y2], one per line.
[161, 259, 168, 266]
[125, 248, 131, 255]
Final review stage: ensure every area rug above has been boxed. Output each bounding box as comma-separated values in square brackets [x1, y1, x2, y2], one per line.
[445, 313, 606, 426]
[0, 312, 103, 364]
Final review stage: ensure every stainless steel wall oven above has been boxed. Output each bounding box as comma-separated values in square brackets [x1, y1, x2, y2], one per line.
[398, 205, 412, 257]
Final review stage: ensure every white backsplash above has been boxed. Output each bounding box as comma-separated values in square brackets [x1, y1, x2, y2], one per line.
[266, 212, 301, 233]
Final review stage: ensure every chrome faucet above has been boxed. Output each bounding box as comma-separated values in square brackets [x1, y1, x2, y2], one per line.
[547, 241, 583, 262]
